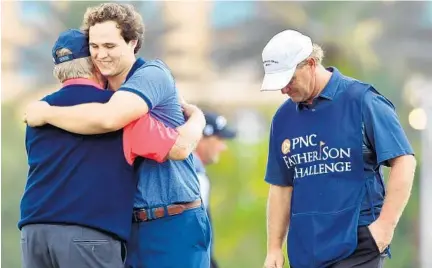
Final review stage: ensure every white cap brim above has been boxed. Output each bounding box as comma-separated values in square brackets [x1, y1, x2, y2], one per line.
[260, 68, 295, 91]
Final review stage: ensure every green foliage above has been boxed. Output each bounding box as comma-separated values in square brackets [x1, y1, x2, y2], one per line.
[2, 104, 28, 268]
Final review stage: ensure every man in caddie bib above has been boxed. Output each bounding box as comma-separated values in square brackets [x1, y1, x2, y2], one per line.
[261, 30, 416, 268]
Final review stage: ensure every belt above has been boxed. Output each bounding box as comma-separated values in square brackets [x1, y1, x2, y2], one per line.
[132, 200, 201, 222]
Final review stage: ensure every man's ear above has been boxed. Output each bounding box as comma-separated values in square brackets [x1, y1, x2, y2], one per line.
[129, 40, 138, 51]
[308, 57, 317, 68]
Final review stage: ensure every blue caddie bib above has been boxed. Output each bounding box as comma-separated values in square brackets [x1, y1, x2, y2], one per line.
[274, 77, 375, 268]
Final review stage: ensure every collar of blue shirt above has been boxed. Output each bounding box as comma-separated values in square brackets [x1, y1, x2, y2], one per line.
[297, 66, 342, 110]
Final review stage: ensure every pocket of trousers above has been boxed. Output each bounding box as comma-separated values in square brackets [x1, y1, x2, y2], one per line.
[365, 226, 381, 254]
[20, 233, 29, 268]
[121, 242, 128, 265]
[72, 239, 114, 264]
[194, 209, 212, 250]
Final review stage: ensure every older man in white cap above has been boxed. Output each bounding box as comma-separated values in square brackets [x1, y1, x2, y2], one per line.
[261, 30, 416, 268]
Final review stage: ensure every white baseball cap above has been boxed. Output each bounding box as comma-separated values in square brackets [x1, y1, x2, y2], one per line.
[261, 30, 313, 91]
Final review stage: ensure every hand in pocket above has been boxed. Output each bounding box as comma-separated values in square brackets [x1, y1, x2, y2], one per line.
[367, 220, 394, 253]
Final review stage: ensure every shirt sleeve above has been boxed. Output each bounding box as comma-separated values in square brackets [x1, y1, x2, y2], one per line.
[363, 88, 414, 167]
[123, 114, 179, 165]
[118, 66, 173, 109]
[264, 119, 294, 186]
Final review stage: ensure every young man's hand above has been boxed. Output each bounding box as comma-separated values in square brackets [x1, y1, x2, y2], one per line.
[182, 102, 201, 119]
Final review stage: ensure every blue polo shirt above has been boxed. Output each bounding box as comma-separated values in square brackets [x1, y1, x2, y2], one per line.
[265, 67, 414, 225]
[119, 58, 201, 208]
[19, 83, 136, 241]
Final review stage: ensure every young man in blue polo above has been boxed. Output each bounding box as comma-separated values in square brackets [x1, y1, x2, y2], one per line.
[24, 3, 211, 268]
[193, 111, 237, 268]
[261, 30, 416, 268]
[20, 29, 205, 268]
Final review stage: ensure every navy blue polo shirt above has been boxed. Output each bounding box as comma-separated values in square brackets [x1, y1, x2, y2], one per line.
[19, 81, 136, 241]
[265, 67, 414, 225]
[119, 58, 201, 208]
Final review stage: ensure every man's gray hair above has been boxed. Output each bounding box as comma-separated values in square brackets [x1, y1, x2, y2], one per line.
[298, 43, 325, 67]
[52, 48, 94, 83]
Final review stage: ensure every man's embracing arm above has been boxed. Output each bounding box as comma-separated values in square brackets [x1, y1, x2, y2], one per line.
[124, 103, 205, 164]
